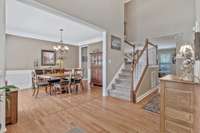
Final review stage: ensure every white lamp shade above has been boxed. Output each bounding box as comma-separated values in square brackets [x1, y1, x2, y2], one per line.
[64, 46, 69, 50]
[53, 46, 58, 51]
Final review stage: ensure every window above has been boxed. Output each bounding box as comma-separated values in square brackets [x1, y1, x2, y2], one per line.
[160, 53, 171, 64]
[159, 53, 172, 74]
[81, 47, 88, 79]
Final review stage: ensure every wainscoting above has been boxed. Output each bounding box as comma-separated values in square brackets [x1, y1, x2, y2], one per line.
[6, 70, 33, 89]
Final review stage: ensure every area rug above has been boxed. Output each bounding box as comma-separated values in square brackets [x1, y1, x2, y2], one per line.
[67, 128, 86, 133]
[144, 94, 160, 114]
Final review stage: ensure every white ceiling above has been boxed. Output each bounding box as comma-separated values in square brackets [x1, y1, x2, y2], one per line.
[6, 0, 102, 46]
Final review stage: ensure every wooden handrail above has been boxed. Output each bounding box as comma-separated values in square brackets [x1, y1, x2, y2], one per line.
[131, 43, 148, 71]
[148, 42, 157, 48]
[124, 40, 135, 48]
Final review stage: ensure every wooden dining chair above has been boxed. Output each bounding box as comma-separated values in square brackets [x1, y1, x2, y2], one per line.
[53, 68, 63, 74]
[48, 78, 61, 95]
[32, 70, 49, 97]
[44, 69, 53, 74]
[63, 69, 73, 94]
[72, 68, 83, 93]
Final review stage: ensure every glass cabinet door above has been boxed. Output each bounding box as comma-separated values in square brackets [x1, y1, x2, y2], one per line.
[81, 47, 88, 79]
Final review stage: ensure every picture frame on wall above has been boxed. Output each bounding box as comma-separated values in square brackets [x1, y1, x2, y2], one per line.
[111, 35, 122, 50]
[41, 50, 56, 66]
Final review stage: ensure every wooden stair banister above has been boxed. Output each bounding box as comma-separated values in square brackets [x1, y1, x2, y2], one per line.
[131, 38, 158, 102]
[124, 40, 135, 48]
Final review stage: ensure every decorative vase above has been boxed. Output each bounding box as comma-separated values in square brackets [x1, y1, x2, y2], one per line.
[177, 43, 195, 81]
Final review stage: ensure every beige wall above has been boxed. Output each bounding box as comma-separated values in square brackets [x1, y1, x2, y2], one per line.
[34, 0, 125, 86]
[88, 41, 102, 53]
[6, 35, 79, 70]
[126, 0, 195, 43]
[0, 0, 6, 86]
[195, 0, 200, 22]
[107, 35, 124, 84]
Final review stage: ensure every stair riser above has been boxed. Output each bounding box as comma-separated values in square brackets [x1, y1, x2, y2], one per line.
[110, 92, 132, 101]
[119, 74, 132, 79]
[112, 84, 131, 90]
[109, 88, 132, 96]
[121, 69, 132, 73]
[115, 79, 131, 84]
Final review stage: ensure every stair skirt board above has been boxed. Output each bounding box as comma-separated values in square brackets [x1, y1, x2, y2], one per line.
[107, 63, 125, 92]
[136, 87, 159, 103]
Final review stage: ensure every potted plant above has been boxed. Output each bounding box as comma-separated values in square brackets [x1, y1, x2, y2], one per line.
[0, 85, 17, 93]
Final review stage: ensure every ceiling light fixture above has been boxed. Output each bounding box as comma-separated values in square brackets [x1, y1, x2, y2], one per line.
[53, 29, 69, 59]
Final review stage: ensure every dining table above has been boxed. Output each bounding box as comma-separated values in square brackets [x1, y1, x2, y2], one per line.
[37, 72, 84, 95]
[37, 73, 69, 79]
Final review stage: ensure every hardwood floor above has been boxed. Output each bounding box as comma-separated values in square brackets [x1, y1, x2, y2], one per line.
[6, 87, 160, 133]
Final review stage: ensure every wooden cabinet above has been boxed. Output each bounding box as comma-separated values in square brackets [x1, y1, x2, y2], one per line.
[90, 52, 102, 86]
[6, 90, 18, 125]
[160, 75, 200, 133]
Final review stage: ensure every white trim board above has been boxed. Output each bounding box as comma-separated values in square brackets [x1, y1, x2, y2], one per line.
[79, 37, 102, 46]
[136, 86, 159, 103]
[102, 32, 107, 96]
[106, 62, 125, 92]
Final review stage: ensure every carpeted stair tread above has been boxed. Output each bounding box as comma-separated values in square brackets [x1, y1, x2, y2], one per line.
[112, 83, 131, 90]
[115, 78, 132, 84]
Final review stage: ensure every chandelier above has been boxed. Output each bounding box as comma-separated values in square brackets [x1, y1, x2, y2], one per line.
[53, 29, 69, 59]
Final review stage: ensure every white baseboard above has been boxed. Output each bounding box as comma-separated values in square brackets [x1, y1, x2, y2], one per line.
[106, 63, 125, 92]
[136, 87, 158, 103]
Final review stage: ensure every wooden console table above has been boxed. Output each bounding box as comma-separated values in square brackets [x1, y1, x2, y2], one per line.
[160, 75, 200, 133]
[6, 89, 18, 125]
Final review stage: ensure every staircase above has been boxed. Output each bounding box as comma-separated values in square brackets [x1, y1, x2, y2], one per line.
[109, 39, 159, 102]
[109, 63, 132, 101]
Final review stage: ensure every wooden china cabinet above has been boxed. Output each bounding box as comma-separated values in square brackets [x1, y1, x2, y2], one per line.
[90, 52, 102, 86]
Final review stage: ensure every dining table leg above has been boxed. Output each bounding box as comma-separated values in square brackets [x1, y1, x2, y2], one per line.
[80, 80, 84, 91]
[49, 85, 52, 95]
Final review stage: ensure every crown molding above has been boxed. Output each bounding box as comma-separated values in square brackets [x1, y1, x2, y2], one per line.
[79, 37, 103, 46]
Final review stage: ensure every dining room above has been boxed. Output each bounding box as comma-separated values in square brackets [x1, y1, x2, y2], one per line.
[5, 0, 104, 91]
[3, 0, 105, 129]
